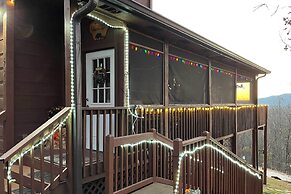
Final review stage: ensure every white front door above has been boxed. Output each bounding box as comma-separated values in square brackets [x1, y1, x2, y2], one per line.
[86, 49, 115, 107]
[85, 49, 115, 151]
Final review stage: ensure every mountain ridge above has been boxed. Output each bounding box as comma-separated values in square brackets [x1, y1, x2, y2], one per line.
[259, 93, 291, 106]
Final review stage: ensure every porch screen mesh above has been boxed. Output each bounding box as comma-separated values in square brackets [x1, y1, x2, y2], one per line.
[211, 65, 235, 104]
[169, 47, 208, 104]
[129, 31, 163, 105]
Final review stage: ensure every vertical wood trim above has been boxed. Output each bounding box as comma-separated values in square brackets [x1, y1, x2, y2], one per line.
[74, 20, 83, 194]
[252, 78, 258, 168]
[163, 42, 169, 106]
[105, 135, 114, 194]
[263, 109, 268, 184]
[233, 68, 238, 154]
[163, 42, 169, 137]
[64, 0, 71, 107]
[208, 60, 212, 135]
[173, 138, 183, 194]
[4, 2, 15, 150]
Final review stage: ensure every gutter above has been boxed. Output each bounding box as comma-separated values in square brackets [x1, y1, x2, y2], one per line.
[71, 1, 98, 194]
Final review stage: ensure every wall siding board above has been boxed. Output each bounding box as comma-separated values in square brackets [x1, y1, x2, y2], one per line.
[14, 0, 64, 142]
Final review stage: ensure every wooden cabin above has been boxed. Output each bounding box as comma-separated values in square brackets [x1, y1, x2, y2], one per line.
[0, 0, 270, 193]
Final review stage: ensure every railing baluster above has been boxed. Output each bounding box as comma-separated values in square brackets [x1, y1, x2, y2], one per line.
[0, 159, 5, 194]
[19, 157, 23, 194]
[82, 110, 86, 178]
[89, 110, 93, 176]
[30, 146, 35, 194]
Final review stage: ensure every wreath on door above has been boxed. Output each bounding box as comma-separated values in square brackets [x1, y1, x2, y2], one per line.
[93, 67, 107, 85]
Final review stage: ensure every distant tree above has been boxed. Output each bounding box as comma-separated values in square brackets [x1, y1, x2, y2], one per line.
[254, 2, 291, 51]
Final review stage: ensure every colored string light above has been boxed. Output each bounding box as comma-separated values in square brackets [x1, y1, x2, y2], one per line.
[130, 43, 162, 58]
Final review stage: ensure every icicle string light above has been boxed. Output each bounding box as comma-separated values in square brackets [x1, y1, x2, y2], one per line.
[121, 139, 173, 150]
[173, 143, 262, 194]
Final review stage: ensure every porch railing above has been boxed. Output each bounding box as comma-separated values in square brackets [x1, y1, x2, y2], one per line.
[104, 130, 263, 194]
[105, 129, 173, 194]
[82, 105, 268, 180]
[174, 132, 263, 194]
[0, 107, 71, 194]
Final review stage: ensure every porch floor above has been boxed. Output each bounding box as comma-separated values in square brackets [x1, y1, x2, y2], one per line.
[132, 183, 173, 194]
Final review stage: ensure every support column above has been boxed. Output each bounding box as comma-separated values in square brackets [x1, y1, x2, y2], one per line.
[233, 68, 238, 154]
[163, 42, 169, 137]
[252, 78, 258, 169]
[263, 107, 268, 184]
[208, 60, 212, 135]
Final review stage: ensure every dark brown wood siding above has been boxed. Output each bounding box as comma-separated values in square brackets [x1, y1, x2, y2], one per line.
[0, 14, 5, 153]
[14, 0, 64, 142]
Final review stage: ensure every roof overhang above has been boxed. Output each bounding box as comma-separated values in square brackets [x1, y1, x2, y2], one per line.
[90, 0, 271, 75]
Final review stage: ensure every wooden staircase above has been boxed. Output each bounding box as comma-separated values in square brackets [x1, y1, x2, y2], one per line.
[0, 107, 71, 194]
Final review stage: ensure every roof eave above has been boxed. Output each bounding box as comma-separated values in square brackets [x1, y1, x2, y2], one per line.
[102, 0, 271, 74]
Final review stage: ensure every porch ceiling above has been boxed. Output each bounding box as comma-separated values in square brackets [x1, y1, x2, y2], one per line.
[92, 0, 270, 75]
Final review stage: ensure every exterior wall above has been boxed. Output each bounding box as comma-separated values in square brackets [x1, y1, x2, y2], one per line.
[0, 14, 5, 153]
[13, 0, 64, 142]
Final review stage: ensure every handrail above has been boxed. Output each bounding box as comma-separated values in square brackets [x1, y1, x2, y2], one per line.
[209, 136, 262, 175]
[113, 129, 173, 148]
[0, 110, 6, 122]
[0, 107, 71, 162]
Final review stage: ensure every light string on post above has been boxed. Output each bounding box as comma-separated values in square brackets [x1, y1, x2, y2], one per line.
[173, 143, 262, 194]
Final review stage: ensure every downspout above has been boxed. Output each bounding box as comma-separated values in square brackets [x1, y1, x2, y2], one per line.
[71, 1, 98, 194]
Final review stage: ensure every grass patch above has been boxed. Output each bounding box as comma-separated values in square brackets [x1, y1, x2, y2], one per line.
[264, 177, 291, 194]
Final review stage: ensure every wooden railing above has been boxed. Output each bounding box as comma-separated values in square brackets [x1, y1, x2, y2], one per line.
[82, 105, 268, 180]
[0, 107, 71, 194]
[104, 130, 263, 194]
[174, 132, 263, 194]
[105, 129, 174, 194]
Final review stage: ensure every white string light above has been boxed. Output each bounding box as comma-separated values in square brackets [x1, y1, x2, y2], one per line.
[121, 139, 173, 150]
[173, 143, 262, 194]
[7, 113, 71, 183]
[86, 13, 130, 107]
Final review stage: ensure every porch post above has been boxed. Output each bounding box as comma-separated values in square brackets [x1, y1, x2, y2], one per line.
[163, 42, 169, 137]
[208, 60, 212, 135]
[105, 135, 114, 194]
[73, 20, 83, 194]
[263, 107, 268, 184]
[233, 68, 238, 154]
[173, 138, 183, 194]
